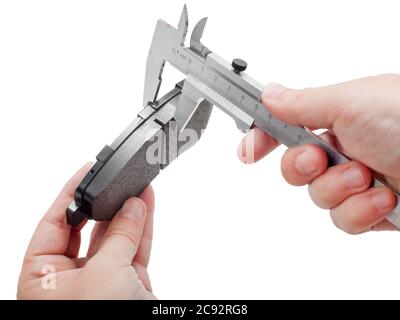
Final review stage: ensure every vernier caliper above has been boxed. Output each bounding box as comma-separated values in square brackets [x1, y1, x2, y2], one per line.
[67, 5, 400, 228]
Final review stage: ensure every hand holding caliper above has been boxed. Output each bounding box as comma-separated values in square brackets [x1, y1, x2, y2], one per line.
[67, 5, 400, 231]
[239, 76, 400, 233]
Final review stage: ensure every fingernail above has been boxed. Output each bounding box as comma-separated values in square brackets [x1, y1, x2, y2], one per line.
[295, 151, 317, 175]
[343, 167, 365, 189]
[262, 83, 286, 101]
[119, 198, 145, 221]
[371, 190, 394, 211]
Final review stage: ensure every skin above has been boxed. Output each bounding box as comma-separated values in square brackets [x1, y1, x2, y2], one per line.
[18, 163, 156, 299]
[238, 74, 400, 234]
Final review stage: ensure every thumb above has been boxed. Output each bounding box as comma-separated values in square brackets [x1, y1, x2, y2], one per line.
[261, 82, 349, 129]
[98, 198, 147, 265]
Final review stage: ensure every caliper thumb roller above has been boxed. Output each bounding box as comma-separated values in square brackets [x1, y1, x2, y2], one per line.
[67, 5, 400, 229]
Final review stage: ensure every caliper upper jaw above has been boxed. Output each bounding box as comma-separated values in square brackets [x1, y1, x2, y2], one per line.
[143, 5, 189, 107]
[143, 5, 251, 134]
[189, 17, 211, 57]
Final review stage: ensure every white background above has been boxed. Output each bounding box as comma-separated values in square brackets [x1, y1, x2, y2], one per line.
[1, 0, 400, 299]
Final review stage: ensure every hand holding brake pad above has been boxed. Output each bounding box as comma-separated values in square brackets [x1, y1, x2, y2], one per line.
[67, 5, 400, 229]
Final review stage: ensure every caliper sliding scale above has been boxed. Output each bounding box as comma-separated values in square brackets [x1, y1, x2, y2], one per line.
[67, 5, 400, 228]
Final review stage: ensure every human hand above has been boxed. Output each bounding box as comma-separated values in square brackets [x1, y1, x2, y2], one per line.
[18, 163, 156, 299]
[238, 74, 400, 234]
